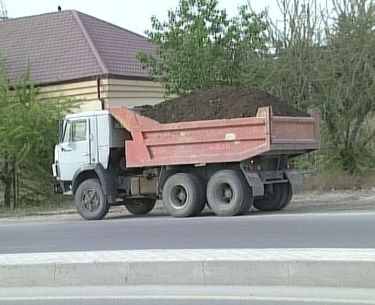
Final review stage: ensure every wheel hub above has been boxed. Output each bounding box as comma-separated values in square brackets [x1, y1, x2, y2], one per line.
[177, 190, 187, 202]
[223, 188, 233, 200]
[82, 189, 100, 212]
[218, 183, 233, 203]
[170, 185, 189, 209]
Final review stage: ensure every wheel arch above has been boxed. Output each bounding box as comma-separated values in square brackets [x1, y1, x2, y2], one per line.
[72, 164, 117, 204]
[72, 168, 98, 194]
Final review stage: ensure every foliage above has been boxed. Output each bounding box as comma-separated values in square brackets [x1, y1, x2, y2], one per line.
[319, 0, 375, 174]
[241, 0, 375, 174]
[137, 0, 269, 96]
[137, 0, 375, 175]
[0, 61, 74, 208]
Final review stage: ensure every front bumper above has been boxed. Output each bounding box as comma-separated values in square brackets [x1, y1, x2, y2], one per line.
[52, 163, 59, 178]
[53, 183, 63, 194]
[53, 181, 73, 195]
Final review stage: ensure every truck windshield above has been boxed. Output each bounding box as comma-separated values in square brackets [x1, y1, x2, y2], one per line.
[62, 121, 71, 143]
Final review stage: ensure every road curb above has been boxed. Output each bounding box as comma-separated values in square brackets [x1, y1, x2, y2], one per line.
[0, 249, 374, 288]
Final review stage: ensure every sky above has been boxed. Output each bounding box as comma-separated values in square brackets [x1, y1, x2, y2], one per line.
[4, 0, 328, 36]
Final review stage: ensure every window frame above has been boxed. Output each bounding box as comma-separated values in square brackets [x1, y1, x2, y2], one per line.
[62, 120, 87, 143]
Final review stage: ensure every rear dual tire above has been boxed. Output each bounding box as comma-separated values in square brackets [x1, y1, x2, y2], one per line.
[206, 170, 253, 216]
[162, 173, 206, 218]
[253, 183, 293, 211]
[125, 199, 156, 215]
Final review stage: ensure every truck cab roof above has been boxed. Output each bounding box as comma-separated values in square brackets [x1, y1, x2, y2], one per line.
[65, 110, 109, 119]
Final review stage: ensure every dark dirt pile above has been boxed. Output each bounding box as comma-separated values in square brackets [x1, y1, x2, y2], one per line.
[141, 86, 309, 123]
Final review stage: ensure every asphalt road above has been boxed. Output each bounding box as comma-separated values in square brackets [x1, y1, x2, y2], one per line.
[1, 286, 374, 305]
[0, 209, 374, 254]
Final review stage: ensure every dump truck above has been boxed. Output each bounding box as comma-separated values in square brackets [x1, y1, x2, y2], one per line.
[52, 106, 320, 220]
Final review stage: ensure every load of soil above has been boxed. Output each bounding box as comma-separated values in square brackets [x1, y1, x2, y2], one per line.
[141, 86, 309, 123]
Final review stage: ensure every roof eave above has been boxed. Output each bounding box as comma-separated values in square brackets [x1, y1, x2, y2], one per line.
[36, 74, 153, 87]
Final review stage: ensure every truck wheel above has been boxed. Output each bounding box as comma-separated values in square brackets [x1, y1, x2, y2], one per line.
[275, 183, 293, 211]
[162, 173, 205, 218]
[206, 170, 253, 216]
[75, 179, 109, 220]
[253, 183, 286, 211]
[125, 199, 156, 215]
[191, 175, 207, 216]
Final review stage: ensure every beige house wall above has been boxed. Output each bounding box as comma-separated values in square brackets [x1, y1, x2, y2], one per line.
[38, 80, 101, 111]
[102, 78, 166, 108]
[38, 78, 166, 111]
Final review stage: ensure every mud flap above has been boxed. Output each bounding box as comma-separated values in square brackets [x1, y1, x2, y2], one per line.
[95, 165, 117, 205]
[241, 171, 264, 197]
[285, 170, 302, 193]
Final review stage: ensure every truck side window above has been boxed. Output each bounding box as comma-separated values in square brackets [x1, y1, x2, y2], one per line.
[72, 121, 87, 142]
[62, 120, 87, 142]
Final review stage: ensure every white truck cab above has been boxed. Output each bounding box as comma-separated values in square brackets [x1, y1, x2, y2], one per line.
[52, 109, 158, 220]
[53, 110, 111, 192]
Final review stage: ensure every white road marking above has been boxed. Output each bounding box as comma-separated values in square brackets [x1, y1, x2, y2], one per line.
[247, 210, 375, 219]
[0, 294, 374, 303]
[0, 245, 56, 250]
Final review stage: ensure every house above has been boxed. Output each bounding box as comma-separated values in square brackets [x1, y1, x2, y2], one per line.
[0, 10, 165, 111]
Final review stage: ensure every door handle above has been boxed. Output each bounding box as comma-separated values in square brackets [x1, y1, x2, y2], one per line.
[82, 152, 89, 156]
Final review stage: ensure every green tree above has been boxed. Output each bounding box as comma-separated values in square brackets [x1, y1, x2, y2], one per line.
[137, 0, 269, 96]
[242, 0, 375, 174]
[319, 0, 375, 174]
[0, 62, 73, 208]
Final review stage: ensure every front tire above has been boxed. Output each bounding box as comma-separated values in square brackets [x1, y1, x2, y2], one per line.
[162, 173, 205, 218]
[125, 199, 156, 215]
[206, 170, 253, 216]
[75, 179, 109, 220]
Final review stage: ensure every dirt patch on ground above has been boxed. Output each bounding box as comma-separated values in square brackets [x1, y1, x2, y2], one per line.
[141, 86, 309, 123]
[284, 190, 375, 213]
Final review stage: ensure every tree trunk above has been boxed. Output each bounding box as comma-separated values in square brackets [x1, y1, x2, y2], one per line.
[11, 160, 17, 209]
[3, 176, 12, 208]
[1, 159, 15, 209]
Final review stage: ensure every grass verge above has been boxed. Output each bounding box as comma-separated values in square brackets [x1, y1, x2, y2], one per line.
[303, 172, 375, 191]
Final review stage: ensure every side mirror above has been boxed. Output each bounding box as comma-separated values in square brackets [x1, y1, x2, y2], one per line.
[59, 119, 71, 143]
[58, 120, 64, 143]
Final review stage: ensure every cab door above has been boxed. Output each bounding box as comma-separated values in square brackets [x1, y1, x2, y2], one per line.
[57, 119, 90, 181]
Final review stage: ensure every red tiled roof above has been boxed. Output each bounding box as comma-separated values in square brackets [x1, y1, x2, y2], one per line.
[0, 10, 155, 85]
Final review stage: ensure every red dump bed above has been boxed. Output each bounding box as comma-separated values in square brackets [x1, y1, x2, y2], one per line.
[108, 106, 320, 168]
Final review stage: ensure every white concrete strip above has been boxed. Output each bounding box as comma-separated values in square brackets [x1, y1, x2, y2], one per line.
[2, 285, 375, 303]
[1, 249, 374, 264]
[0, 295, 375, 303]
[0, 249, 374, 288]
